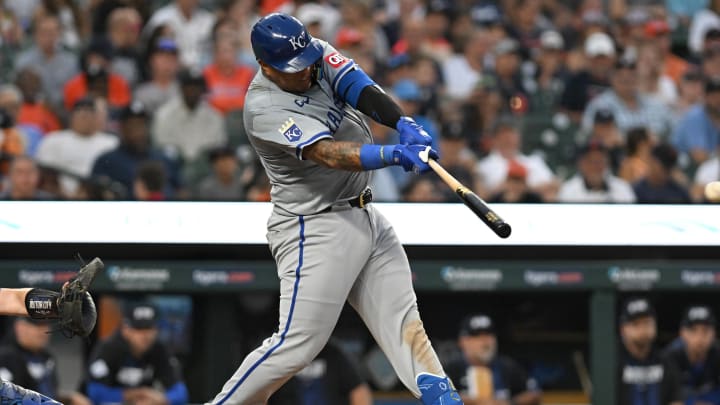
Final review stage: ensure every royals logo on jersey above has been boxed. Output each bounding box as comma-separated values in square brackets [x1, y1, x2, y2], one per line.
[279, 118, 303, 142]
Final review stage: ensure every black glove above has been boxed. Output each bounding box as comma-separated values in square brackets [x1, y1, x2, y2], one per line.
[26, 257, 104, 337]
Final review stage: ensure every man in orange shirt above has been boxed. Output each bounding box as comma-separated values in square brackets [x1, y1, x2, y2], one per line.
[15, 68, 61, 135]
[645, 19, 691, 85]
[203, 35, 255, 115]
[63, 37, 131, 113]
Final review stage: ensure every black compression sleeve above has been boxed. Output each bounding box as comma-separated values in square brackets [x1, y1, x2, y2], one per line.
[355, 85, 403, 128]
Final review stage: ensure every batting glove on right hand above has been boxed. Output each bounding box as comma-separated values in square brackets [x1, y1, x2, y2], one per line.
[390, 144, 439, 174]
[396, 116, 433, 146]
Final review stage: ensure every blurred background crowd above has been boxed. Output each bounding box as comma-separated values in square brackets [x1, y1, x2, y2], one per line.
[0, 0, 720, 203]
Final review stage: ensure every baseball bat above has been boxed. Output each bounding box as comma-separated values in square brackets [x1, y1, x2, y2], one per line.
[428, 160, 512, 239]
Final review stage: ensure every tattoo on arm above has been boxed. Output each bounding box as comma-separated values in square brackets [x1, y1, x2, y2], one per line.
[302, 139, 364, 171]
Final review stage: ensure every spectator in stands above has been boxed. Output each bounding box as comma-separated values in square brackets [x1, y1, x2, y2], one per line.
[92, 101, 183, 199]
[486, 38, 530, 116]
[619, 127, 653, 184]
[0, 156, 56, 200]
[33, 0, 86, 50]
[617, 298, 682, 405]
[269, 339, 373, 405]
[524, 30, 568, 115]
[693, 143, 720, 202]
[688, 4, 720, 58]
[672, 77, 720, 168]
[221, 0, 262, 66]
[401, 176, 445, 202]
[644, 19, 690, 85]
[557, 141, 636, 203]
[702, 42, 720, 80]
[560, 32, 615, 123]
[505, 0, 549, 59]
[192, 146, 248, 201]
[0, 318, 90, 405]
[35, 98, 117, 198]
[411, 55, 443, 121]
[633, 143, 692, 203]
[86, 301, 189, 405]
[489, 161, 543, 203]
[443, 29, 491, 101]
[0, 108, 25, 174]
[203, 35, 255, 115]
[477, 119, 556, 200]
[63, 37, 132, 113]
[105, 7, 144, 87]
[636, 42, 678, 107]
[586, 109, 625, 172]
[445, 313, 541, 405]
[582, 56, 674, 139]
[14, 14, 78, 111]
[134, 38, 181, 114]
[152, 68, 226, 163]
[133, 160, 167, 201]
[338, 0, 389, 62]
[14, 68, 60, 136]
[663, 306, 720, 404]
[0, 85, 41, 156]
[144, 0, 215, 69]
[673, 69, 705, 121]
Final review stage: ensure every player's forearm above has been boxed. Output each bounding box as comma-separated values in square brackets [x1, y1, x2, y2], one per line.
[355, 85, 403, 128]
[0, 288, 31, 316]
[302, 140, 365, 171]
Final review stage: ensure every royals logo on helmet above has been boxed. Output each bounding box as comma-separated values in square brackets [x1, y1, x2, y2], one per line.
[279, 118, 303, 142]
[288, 34, 307, 50]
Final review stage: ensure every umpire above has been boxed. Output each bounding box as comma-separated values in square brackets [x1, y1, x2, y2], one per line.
[618, 298, 682, 405]
[85, 301, 188, 405]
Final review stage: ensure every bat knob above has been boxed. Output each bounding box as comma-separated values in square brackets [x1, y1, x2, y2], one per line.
[496, 223, 512, 239]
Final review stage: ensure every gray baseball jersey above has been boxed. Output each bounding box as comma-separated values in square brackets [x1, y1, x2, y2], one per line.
[209, 40, 448, 405]
[244, 40, 372, 215]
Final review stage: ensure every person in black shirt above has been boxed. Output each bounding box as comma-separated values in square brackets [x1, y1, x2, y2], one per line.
[445, 313, 541, 405]
[633, 143, 692, 204]
[269, 339, 372, 405]
[617, 297, 682, 405]
[0, 318, 90, 405]
[663, 305, 720, 404]
[85, 301, 188, 405]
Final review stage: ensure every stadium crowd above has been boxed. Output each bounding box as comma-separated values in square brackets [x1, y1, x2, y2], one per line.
[0, 0, 719, 203]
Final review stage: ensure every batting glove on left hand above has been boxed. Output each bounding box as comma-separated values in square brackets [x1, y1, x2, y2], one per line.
[390, 144, 439, 174]
[397, 116, 432, 146]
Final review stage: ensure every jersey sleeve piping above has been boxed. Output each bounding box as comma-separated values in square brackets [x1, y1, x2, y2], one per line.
[295, 131, 333, 160]
[331, 63, 356, 93]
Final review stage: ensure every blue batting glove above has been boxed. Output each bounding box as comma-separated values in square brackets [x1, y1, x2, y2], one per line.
[396, 116, 432, 146]
[390, 144, 439, 174]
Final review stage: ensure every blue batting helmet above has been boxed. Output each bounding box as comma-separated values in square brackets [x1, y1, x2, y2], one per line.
[251, 13, 323, 73]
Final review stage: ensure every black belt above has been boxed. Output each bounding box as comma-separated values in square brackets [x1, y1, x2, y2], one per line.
[322, 188, 373, 213]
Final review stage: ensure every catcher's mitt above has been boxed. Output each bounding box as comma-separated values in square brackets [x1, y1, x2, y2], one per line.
[26, 257, 104, 338]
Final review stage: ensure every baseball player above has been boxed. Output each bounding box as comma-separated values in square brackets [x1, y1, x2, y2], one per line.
[208, 12, 462, 405]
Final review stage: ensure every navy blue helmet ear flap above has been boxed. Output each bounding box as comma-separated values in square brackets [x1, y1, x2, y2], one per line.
[251, 13, 323, 73]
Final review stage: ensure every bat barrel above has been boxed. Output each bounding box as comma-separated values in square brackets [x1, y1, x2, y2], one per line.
[460, 190, 512, 239]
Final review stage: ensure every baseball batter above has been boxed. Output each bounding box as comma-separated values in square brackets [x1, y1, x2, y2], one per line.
[208, 13, 463, 405]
